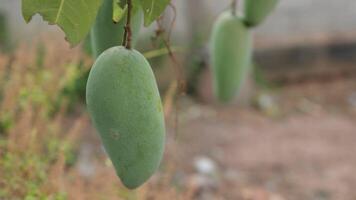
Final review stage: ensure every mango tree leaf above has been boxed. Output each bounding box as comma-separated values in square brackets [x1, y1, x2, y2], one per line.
[140, 0, 170, 26]
[132, 0, 142, 14]
[113, 0, 127, 23]
[113, 0, 142, 23]
[114, 0, 141, 23]
[22, 0, 103, 46]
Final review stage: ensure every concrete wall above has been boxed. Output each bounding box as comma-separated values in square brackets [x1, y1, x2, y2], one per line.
[1, 0, 356, 47]
[176, 0, 356, 47]
[0, 0, 61, 44]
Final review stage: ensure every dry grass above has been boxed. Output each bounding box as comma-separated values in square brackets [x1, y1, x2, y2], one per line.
[0, 38, 196, 200]
[0, 39, 88, 199]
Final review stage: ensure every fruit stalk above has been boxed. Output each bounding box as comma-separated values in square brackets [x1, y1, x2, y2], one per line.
[123, 0, 132, 49]
[90, 0, 143, 58]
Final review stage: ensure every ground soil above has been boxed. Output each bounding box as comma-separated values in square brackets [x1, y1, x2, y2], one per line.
[167, 78, 356, 200]
[79, 78, 356, 200]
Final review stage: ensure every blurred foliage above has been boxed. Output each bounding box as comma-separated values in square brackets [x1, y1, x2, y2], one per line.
[0, 41, 87, 199]
[185, 50, 207, 95]
[82, 34, 93, 57]
[54, 62, 89, 113]
[0, 40, 194, 199]
[253, 63, 274, 89]
[0, 12, 10, 52]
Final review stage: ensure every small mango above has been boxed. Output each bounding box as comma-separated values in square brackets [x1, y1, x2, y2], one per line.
[210, 12, 252, 103]
[243, 0, 279, 27]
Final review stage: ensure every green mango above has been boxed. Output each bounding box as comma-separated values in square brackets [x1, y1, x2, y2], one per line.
[90, 0, 143, 58]
[210, 12, 252, 103]
[243, 0, 279, 27]
[86, 46, 165, 189]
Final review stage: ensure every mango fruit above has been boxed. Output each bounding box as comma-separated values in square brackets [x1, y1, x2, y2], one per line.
[86, 46, 165, 189]
[243, 0, 279, 27]
[210, 12, 252, 103]
[90, 0, 143, 58]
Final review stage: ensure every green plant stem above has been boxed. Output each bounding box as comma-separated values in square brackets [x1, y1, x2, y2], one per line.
[143, 47, 185, 59]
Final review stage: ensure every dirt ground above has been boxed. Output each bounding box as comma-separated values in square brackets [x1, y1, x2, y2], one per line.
[165, 78, 356, 200]
[78, 78, 356, 200]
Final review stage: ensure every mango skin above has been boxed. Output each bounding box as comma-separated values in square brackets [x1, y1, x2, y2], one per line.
[90, 0, 143, 58]
[86, 46, 165, 189]
[243, 0, 279, 27]
[210, 12, 252, 103]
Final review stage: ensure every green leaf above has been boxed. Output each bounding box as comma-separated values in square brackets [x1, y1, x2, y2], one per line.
[113, 0, 141, 23]
[113, 0, 127, 23]
[132, 0, 142, 16]
[140, 0, 170, 26]
[22, 0, 103, 46]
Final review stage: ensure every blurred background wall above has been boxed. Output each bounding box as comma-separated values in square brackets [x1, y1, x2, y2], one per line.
[1, 0, 356, 85]
[0, 0, 60, 45]
[2, 0, 356, 46]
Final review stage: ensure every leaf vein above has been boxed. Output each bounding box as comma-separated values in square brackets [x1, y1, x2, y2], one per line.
[55, 0, 65, 23]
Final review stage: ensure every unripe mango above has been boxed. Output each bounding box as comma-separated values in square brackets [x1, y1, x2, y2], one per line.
[210, 12, 252, 103]
[90, 0, 143, 58]
[86, 46, 165, 189]
[243, 0, 279, 27]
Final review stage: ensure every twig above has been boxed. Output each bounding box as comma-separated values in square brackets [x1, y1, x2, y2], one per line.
[155, 4, 186, 139]
[122, 0, 132, 49]
[167, 3, 177, 42]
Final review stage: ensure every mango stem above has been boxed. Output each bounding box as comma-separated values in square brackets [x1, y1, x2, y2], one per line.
[123, 0, 132, 49]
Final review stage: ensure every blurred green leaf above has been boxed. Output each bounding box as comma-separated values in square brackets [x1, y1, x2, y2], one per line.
[140, 0, 170, 26]
[113, 0, 127, 23]
[22, 0, 103, 46]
